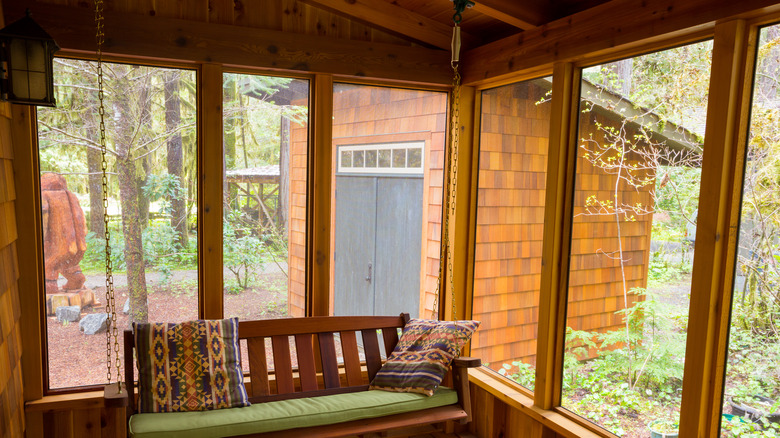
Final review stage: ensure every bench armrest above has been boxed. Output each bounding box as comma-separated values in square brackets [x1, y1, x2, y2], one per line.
[104, 382, 130, 408]
[452, 357, 481, 368]
[450, 357, 480, 424]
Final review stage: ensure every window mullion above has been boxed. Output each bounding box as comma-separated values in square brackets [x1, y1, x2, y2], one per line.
[309, 74, 333, 317]
[678, 19, 758, 438]
[200, 63, 224, 320]
[535, 62, 581, 409]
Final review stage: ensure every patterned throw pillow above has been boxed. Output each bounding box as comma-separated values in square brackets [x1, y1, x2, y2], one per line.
[134, 318, 250, 413]
[369, 319, 479, 396]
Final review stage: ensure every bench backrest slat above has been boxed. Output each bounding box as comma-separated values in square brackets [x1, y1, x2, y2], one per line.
[294, 334, 318, 392]
[317, 332, 341, 389]
[361, 329, 383, 382]
[382, 328, 399, 357]
[247, 338, 270, 397]
[339, 331, 363, 386]
[271, 335, 295, 394]
[238, 315, 406, 337]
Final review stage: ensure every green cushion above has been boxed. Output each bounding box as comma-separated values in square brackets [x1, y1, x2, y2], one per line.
[129, 387, 459, 438]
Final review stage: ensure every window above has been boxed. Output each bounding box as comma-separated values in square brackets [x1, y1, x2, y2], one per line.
[472, 79, 553, 390]
[721, 22, 780, 437]
[222, 73, 309, 320]
[560, 41, 713, 436]
[337, 142, 424, 174]
[330, 84, 447, 319]
[37, 59, 197, 389]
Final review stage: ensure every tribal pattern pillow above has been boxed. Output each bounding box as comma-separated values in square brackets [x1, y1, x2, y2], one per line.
[134, 318, 250, 413]
[369, 319, 479, 396]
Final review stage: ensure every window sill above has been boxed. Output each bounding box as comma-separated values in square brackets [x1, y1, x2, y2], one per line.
[467, 367, 611, 438]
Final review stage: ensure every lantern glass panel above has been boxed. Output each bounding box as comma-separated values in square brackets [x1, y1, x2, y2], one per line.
[11, 69, 28, 99]
[9, 39, 27, 70]
[29, 72, 47, 100]
[27, 40, 46, 72]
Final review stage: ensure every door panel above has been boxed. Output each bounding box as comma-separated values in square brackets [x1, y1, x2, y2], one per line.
[334, 176, 376, 316]
[373, 177, 423, 318]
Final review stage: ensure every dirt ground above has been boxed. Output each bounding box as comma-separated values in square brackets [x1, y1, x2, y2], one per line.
[47, 272, 287, 389]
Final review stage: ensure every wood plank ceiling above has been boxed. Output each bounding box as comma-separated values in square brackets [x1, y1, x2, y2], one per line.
[3, 0, 610, 84]
[298, 0, 613, 49]
[20, 0, 610, 51]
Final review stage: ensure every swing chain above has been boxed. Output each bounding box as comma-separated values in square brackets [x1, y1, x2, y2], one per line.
[95, 0, 121, 391]
[446, 62, 461, 324]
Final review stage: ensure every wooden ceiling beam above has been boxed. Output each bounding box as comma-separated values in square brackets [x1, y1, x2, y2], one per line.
[462, 0, 780, 85]
[471, 0, 551, 29]
[298, 0, 475, 50]
[4, 1, 453, 85]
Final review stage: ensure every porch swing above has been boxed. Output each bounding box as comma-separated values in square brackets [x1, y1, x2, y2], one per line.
[99, 0, 480, 436]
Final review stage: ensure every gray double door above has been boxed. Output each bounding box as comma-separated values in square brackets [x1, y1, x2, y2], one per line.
[334, 175, 422, 318]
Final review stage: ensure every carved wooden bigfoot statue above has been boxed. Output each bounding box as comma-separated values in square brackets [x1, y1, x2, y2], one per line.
[41, 173, 88, 294]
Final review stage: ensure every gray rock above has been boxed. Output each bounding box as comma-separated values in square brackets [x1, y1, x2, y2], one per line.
[56, 306, 81, 323]
[79, 313, 109, 335]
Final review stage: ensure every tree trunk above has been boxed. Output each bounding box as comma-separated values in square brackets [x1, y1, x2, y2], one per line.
[604, 58, 633, 96]
[83, 98, 106, 238]
[137, 157, 150, 228]
[137, 79, 153, 228]
[224, 77, 237, 217]
[165, 71, 188, 249]
[115, 67, 149, 323]
[279, 115, 290, 233]
[86, 143, 105, 238]
[757, 26, 779, 108]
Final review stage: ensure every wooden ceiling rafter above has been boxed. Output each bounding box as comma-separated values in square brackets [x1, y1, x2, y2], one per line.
[472, 0, 551, 29]
[298, 0, 477, 49]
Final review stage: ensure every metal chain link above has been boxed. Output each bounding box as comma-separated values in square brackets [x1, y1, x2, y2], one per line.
[447, 63, 461, 324]
[95, 0, 121, 391]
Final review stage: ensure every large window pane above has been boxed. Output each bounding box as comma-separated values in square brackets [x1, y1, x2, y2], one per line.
[561, 42, 712, 437]
[222, 73, 309, 320]
[331, 84, 446, 319]
[37, 60, 197, 389]
[722, 23, 780, 437]
[472, 79, 552, 390]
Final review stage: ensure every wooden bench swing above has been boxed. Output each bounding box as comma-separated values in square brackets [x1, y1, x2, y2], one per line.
[110, 314, 480, 437]
[99, 0, 479, 435]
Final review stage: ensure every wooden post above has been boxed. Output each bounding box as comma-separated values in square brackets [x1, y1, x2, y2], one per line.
[535, 62, 580, 410]
[445, 85, 476, 323]
[678, 19, 756, 438]
[309, 74, 334, 316]
[11, 104, 46, 401]
[200, 63, 224, 319]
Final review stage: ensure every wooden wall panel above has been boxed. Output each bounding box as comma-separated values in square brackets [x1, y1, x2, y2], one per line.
[0, 5, 25, 436]
[469, 381, 568, 438]
[472, 78, 654, 372]
[24, 402, 126, 438]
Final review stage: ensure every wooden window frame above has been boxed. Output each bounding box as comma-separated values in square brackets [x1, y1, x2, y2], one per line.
[13, 56, 456, 400]
[461, 9, 780, 438]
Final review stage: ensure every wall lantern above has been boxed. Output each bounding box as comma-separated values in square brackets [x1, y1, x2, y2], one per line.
[0, 10, 59, 107]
